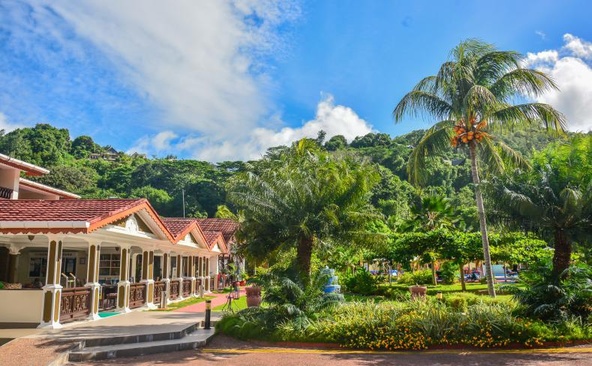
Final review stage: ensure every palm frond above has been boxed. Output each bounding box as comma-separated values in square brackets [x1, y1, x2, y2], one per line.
[407, 121, 454, 185]
[393, 90, 452, 122]
[493, 103, 567, 132]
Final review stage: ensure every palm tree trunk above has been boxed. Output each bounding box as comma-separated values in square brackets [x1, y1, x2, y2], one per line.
[297, 236, 314, 283]
[469, 143, 496, 297]
[552, 229, 571, 279]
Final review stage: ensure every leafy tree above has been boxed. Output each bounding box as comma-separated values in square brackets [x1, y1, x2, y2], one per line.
[35, 165, 97, 194]
[71, 135, 100, 159]
[393, 39, 565, 296]
[228, 139, 383, 281]
[324, 135, 348, 151]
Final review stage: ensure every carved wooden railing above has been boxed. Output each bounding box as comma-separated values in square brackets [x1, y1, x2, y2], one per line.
[170, 280, 180, 300]
[0, 186, 13, 199]
[182, 279, 191, 297]
[154, 281, 165, 304]
[100, 285, 118, 311]
[61, 287, 91, 323]
[129, 283, 146, 309]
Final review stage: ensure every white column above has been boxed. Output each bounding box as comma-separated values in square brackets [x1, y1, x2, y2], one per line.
[84, 241, 102, 320]
[38, 235, 64, 329]
[163, 252, 171, 305]
[116, 245, 131, 313]
[141, 250, 156, 309]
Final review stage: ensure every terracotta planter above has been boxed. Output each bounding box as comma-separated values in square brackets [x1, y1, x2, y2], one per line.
[409, 285, 427, 299]
[245, 286, 262, 307]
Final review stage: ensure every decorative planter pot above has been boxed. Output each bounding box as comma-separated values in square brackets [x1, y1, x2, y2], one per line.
[245, 286, 262, 307]
[409, 285, 427, 299]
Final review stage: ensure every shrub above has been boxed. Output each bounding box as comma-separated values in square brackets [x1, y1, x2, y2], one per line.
[507, 264, 592, 323]
[439, 261, 457, 285]
[397, 269, 433, 285]
[343, 268, 377, 295]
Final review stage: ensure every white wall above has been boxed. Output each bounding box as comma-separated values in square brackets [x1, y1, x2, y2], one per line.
[0, 289, 43, 323]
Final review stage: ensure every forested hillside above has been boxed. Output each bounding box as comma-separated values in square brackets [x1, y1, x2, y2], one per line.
[0, 123, 568, 220]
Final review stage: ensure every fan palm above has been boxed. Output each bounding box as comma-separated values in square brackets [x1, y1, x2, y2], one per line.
[393, 39, 565, 296]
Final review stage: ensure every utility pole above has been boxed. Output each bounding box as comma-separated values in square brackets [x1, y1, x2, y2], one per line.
[182, 189, 186, 218]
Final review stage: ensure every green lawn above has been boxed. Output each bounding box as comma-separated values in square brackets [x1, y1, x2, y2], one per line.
[150, 295, 215, 311]
[213, 295, 247, 312]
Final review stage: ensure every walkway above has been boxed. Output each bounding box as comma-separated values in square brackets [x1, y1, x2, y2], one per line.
[0, 291, 234, 366]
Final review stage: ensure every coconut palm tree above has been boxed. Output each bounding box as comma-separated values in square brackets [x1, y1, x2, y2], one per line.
[393, 39, 565, 296]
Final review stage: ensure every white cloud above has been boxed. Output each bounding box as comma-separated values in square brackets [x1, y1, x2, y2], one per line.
[563, 34, 592, 60]
[524, 34, 592, 132]
[0, 113, 24, 133]
[128, 95, 374, 161]
[33, 0, 299, 141]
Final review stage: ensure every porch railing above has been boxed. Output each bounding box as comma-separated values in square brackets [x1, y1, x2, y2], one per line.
[0, 186, 13, 199]
[182, 279, 191, 297]
[129, 283, 146, 309]
[61, 287, 91, 323]
[154, 281, 165, 304]
[170, 280, 180, 300]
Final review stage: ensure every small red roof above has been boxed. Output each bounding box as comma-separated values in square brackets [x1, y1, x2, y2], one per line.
[202, 230, 227, 252]
[161, 217, 206, 244]
[0, 153, 49, 176]
[195, 218, 239, 243]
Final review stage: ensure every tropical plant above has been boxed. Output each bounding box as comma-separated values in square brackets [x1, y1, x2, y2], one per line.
[227, 138, 383, 281]
[393, 39, 565, 296]
[507, 264, 592, 323]
[491, 137, 592, 279]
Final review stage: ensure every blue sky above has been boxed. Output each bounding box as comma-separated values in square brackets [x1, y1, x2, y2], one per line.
[1, 0, 592, 161]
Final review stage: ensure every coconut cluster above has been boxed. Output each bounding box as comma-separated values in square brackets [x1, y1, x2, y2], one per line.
[451, 118, 488, 147]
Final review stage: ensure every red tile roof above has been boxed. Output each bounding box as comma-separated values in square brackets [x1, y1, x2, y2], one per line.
[19, 178, 81, 199]
[195, 218, 239, 243]
[0, 153, 49, 176]
[161, 217, 207, 245]
[202, 230, 227, 252]
[0, 199, 173, 240]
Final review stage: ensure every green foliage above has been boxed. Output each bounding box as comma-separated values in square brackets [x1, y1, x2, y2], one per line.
[279, 299, 587, 349]
[228, 138, 384, 279]
[397, 269, 433, 285]
[343, 268, 377, 295]
[217, 268, 344, 339]
[508, 264, 592, 323]
[439, 261, 457, 285]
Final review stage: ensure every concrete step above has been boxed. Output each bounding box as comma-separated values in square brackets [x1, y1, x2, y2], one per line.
[81, 322, 200, 348]
[68, 328, 216, 362]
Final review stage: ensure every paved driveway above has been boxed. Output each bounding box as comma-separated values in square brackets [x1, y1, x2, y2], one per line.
[69, 335, 592, 366]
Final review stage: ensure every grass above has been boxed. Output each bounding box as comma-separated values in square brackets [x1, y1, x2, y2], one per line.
[151, 295, 215, 311]
[213, 295, 248, 312]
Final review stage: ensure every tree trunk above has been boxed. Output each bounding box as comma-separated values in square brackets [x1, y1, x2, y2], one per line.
[469, 143, 496, 297]
[431, 261, 437, 286]
[459, 263, 466, 292]
[297, 236, 314, 284]
[552, 229, 571, 279]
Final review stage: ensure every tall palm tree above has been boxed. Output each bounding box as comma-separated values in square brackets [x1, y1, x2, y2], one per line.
[393, 39, 565, 296]
[228, 139, 383, 283]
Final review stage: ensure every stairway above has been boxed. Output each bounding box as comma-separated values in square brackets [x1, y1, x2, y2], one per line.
[67, 322, 215, 362]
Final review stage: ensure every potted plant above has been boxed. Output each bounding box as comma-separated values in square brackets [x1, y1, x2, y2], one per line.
[409, 284, 427, 299]
[245, 284, 262, 307]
